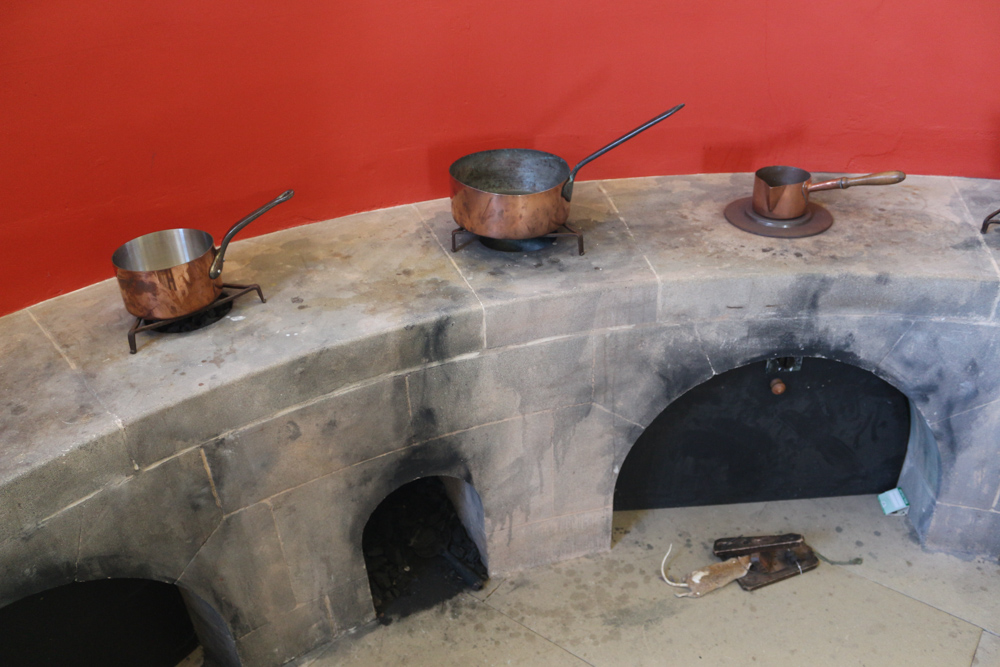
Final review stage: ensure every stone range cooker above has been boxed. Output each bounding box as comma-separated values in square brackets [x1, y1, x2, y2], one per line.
[2, 173, 1000, 665]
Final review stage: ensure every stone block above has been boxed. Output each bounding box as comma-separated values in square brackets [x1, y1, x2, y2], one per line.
[593, 322, 712, 428]
[268, 464, 381, 604]
[178, 503, 298, 638]
[407, 335, 595, 441]
[951, 175, 1000, 298]
[76, 449, 222, 583]
[204, 375, 412, 512]
[482, 284, 658, 349]
[430, 412, 555, 534]
[898, 457, 937, 540]
[327, 576, 377, 634]
[487, 508, 611, 576]
[416, 183, 659, 347]
[269, 440, 475, 604]
[120, 314, 479, 469]
[0, 311, 133, 543]
[928, 402, 1000, 510]
[0, 508, 81, 607]
[694, 315, 917, 380]
[550, 404, 615, 518]
[606, 407, 647, 471]
[604, 174, 1000, 322]
[235, 598, 332, 667]
[881, 320, 1000, 424]
[923, 503, 1000, 558]
[26, 203, 484, 469]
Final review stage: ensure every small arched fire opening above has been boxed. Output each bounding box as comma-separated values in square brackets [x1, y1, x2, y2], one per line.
[614, 356, 920, 510]
[0, 578, 237, 667]
[362, 476, 488, 622]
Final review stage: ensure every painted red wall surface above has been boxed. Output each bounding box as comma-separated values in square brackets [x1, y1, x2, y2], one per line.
[2, 1, 999, 316]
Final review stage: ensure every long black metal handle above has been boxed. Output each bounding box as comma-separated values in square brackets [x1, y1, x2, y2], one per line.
[562, 103, 685, 201]
[209, 190, 295, 278]
[982, 207, 1000, 234]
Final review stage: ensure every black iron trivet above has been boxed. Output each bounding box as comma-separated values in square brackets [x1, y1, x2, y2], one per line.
[451, 223, 585, 255]
[126, 283, 265, 354]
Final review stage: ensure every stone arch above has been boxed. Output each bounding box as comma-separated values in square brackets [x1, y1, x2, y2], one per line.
[0, 575, 240, 667]
[601, 316, 964, 546]
[613, 353, 931, 508]
[359, 472, 488, 615]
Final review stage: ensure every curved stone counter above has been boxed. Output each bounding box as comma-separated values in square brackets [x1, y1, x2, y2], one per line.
[3, 173, 1000, 665]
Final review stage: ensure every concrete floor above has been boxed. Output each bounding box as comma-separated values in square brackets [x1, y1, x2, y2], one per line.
[289, 495, 999, 667]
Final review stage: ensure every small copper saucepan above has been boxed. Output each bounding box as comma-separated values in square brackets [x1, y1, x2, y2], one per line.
[753, 166, 905, 220]
[112, 190, 293, 320]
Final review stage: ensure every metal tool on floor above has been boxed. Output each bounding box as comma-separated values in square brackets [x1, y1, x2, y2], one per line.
[713, 533, 819, 590]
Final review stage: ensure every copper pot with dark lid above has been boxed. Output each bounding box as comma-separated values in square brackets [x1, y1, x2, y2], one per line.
[112, 190, 293, 320]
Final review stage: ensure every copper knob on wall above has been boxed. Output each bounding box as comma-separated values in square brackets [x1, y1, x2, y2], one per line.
[770, 378, 786, 395]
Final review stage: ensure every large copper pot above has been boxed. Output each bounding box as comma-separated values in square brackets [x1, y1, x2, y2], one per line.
[112, 190, 293, 320]
[449, 104, 684, 240]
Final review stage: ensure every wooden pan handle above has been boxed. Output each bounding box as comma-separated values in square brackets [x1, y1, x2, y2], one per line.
[809, 171, 905, 193]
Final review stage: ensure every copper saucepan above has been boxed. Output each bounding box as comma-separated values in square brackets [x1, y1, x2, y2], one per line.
[112, 190, 294, 320]
[449, 104, 684, 240]
[752, 166, 905, 220]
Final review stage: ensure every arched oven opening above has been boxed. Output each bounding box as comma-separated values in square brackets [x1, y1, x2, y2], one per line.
[362, 476, 488, 624]
[615, 357, 914, 511]
[0, 578, 230, 667]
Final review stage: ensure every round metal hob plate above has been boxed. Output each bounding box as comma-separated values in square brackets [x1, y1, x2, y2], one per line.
[724, 198, 833, 238]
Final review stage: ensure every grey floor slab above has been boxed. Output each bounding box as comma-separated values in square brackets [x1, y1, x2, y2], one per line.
[296, 496, 991, 667]
[974, 632, 1000, 666]
[296, 593, 589, 667]
[763, 495, 1000, 635]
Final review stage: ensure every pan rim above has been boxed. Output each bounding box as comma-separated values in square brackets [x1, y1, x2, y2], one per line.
[112, 228, 215, 273]
[449, 148, 571, 196]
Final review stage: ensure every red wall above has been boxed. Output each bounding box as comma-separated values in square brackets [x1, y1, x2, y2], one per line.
[3, 1, 999, 316]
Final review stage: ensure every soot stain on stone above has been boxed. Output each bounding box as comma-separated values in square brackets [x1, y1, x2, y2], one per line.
[419, 317, 452, 363]
[951, 238, 982, 252]
[413, 407, 438, 442]
[742, 318, 872, 372]
[10, 404, 27, 416]
[79, 554, 156, 583]
[285, 421, 302, 441]
[321, 419, 338, 437]
[348, 442, 473, 548]
[2, 561, 77, 605]
[187, 483, 216, 513]
[201, 437, 234, 494]
[875, 272, 891, 285]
